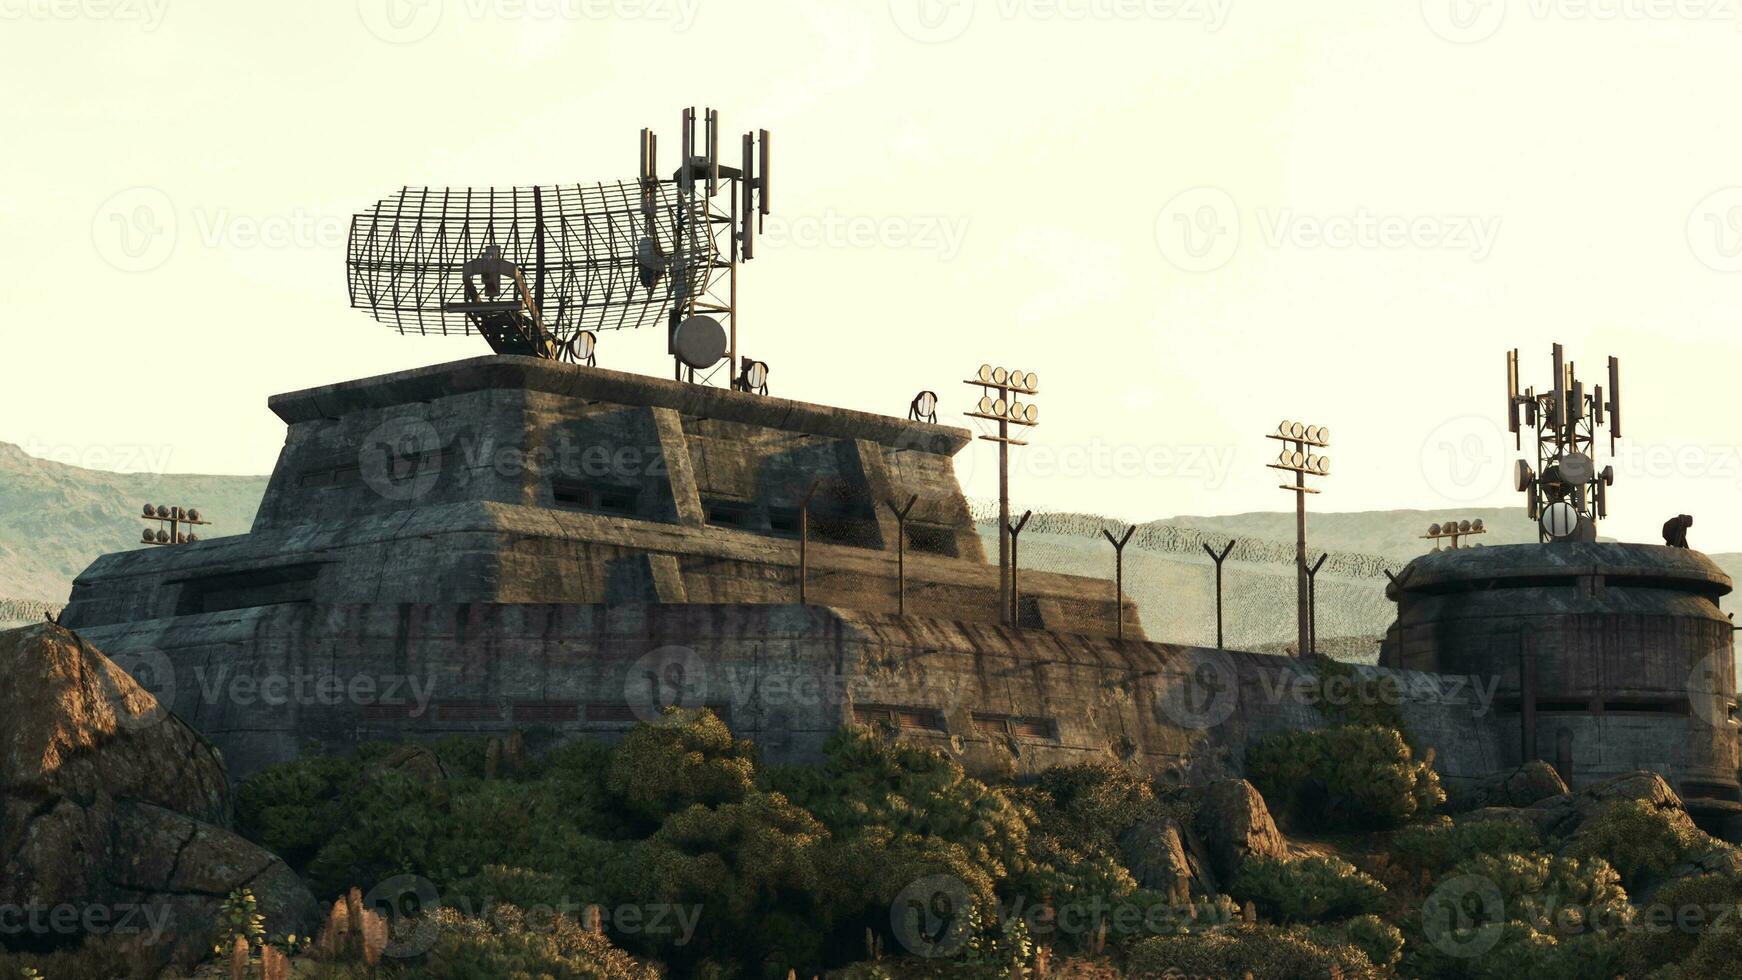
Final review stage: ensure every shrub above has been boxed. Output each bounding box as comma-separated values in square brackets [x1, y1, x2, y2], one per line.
[1325, 913, 1405, 970]
[1127, 922, 1382, 980]
[605, 708, 757, 825]
[1246, 724, 1443, 830]
[234, 752, 363, 867]
[1392, 816, 1542, 877]
[1020, 763, 1157, 850]
[1230, 855, 1387, 924]
[769, 726, 1032, 882]
[393, 906, 662, 979]
[1615, 871, 1742, 976]
[1564, 799, 1718, 891]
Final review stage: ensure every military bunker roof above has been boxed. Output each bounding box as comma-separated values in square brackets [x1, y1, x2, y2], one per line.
[1386, 540, 1733, 600]
[267, 354, 972, 455]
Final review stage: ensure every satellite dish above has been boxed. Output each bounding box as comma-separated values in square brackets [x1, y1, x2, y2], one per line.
[1601, 465, 1614, 486]
[672, 315, 728, 369]
[1541, 501, 1580, 539]
[1514, 460, 1535, 493]
[1559, 452, 1595, 485]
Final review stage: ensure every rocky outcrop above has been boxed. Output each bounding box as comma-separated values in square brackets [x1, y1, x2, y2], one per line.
[1192, 778, 1288, 882]
[1523, 769, 1691, 840]
[1120, 819, 1198, 903]
[0, 624, 316, 964]
[1450, 761, 1569, 812]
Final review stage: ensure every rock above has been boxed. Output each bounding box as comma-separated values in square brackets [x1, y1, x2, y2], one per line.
[1193, 778, 1288, 882]
[0, 624, 316, 966]
[1450, 761, 1568, 812]
[1524, 769, 1691, 840]
[1119, 819, 1196, 903]
[366, 744, 449, 786]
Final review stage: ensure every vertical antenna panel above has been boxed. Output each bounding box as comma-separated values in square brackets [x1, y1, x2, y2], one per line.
[758, 129, 771, 218]
[741, 132, 756, 261]
[1506, 349, 1520, 435]
[1608, 356, 1622, 439]
[1551, 343, 1566, 439]
[1593, 384, 1605, 426]
[705, 108, 719, 198]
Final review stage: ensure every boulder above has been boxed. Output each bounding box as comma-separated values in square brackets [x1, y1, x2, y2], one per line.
[1450, 761, 1568, 812]
[0, 624, 316, 965]
[1119, 819, 1197, 903]
[1192, 778, 1288, 882]
[1524, 769, 1689, 840]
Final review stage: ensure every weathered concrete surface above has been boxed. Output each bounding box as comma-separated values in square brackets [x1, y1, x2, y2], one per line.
[1381, 542, 1739, 799]
[67, 603, 1508, 786]
[64, 355, 1134, 638]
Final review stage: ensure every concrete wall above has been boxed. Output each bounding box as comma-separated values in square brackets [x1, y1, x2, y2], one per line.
[70, 602, 1507, 787]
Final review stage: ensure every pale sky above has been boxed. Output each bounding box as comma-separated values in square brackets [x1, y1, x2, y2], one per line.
[6, 0, 1742, 547]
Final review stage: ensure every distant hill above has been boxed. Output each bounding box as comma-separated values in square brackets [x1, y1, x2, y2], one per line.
[0, 442, 268, 609]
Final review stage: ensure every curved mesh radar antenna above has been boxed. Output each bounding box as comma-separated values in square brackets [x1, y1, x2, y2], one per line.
[347, 182, 714, 359]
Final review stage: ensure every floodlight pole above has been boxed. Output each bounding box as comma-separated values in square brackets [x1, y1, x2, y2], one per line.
[1267, 423, 1330, 658]
[887, 494, 919, 616]
[1203, 539, 1236, 649]
[1007, 510, 1033, 627]
[1103, 525, 1135, 641]
[965, 367, 1040, 627]
[1305, 552, 1328, 657]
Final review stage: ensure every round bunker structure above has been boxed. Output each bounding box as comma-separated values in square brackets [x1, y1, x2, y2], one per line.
[1380, 541, 1739, 800]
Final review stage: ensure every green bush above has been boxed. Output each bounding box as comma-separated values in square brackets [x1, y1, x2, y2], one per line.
[605, 708, 757, 825]
[0, 938, 151, 980]
[395, 905, 662, 979]
[1615, 871, 1742, 976]
[1127, 922, 1383, 980]
[1392, 816, 1542, 877]
[1246, 724, 1443, 830]
[768, 726, 1032, 882]
[234, 751, 364, 867]
[1230, 854, 1387, 924]
[1019, 763, 1157, 850]
[1564, 799, 1718, 891]
[1324, 913, 1405, 970]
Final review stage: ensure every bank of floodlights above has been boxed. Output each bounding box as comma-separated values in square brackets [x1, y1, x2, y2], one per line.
[140, 503, 209, 546]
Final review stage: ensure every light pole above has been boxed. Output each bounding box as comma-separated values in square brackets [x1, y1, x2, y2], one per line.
[1007, 509, 1033, 626]
[1305, 552, 1327, 657]
[1266, 421, 1331, 657]
[966, 365, 1040, 626]
[141, 504, 209, 546]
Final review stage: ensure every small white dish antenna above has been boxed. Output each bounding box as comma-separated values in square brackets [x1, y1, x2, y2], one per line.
[673, 315, 728, 369]
[1540, 501, 1580, 539]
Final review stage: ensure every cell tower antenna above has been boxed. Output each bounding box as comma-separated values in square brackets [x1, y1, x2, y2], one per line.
[1505, 343, 1621, 543]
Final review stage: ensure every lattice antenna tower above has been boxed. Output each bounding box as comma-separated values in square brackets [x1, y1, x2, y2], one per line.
[1506, 344, 1621, 542]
